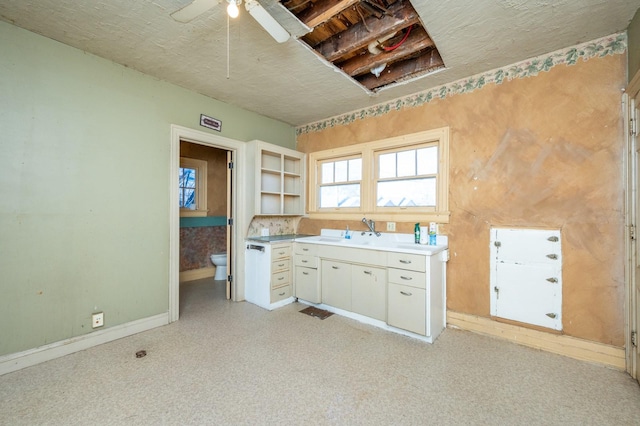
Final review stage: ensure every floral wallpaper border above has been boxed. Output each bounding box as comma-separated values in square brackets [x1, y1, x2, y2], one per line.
[296, 32, 627, 135]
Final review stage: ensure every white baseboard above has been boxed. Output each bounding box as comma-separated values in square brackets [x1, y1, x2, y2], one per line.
[179, 266, 215, 282]
[447, 311, 625, 370]
[0, 313, 169, 376]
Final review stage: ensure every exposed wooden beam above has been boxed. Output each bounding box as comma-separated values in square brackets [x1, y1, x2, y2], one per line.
[358, 49, 444, 90]
[316, 0, 420, 62]
[298, 0, 361, 28]
[339, 26, 434, 76]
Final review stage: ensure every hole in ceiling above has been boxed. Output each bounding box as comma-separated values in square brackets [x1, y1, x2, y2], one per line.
[281, 0, 444, 92]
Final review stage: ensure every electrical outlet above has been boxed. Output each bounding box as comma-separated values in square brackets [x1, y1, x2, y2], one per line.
[261, 228, 270, 237]
[92, 312, 104, 328]
[386, 222, 396, 231]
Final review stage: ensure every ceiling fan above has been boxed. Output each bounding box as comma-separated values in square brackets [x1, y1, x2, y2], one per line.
[170, 0, 290, 43]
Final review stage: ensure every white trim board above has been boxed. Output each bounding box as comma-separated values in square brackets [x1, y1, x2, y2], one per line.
[447, 311, 625, 370]
[0, 313, 168, 376]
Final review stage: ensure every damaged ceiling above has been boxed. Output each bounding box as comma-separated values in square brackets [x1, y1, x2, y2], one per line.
[0, 0, 639, 126]
[282, 0, 443, 91]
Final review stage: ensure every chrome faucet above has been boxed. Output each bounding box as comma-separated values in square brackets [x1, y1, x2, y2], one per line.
[362, 217, 381, 236]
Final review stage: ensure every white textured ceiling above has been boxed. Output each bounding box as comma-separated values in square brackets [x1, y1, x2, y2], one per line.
[1, 0, 639, 126]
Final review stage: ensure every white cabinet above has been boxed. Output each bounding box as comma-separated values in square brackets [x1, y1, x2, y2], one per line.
[247, 141, 305, 216]
[352, 265, 386, 321]
[387, 253, 427, 335]
[245, 241, 295, 310]
[321, 259, 352, 311]
[293, 243, 320, 303]
[490, 228, 562, 330]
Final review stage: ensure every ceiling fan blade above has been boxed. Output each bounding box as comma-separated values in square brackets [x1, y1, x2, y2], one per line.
[244, 0, 290, 43]
[171, 0, 219, 23]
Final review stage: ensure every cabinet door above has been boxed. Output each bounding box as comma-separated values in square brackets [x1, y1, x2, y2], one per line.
[321, 260, 352, 311]
[388, 283, 426, 335]
[295, 266, 320, 303]
[351, 265, 386, 321]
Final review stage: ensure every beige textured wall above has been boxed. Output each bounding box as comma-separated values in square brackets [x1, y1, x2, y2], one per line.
[297, 54, 626, 346]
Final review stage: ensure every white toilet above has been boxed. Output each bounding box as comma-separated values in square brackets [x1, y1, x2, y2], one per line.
[210, 253, 227, 281]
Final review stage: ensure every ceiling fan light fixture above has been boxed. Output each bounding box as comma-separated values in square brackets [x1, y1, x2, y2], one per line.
[227, 0, 240, 18]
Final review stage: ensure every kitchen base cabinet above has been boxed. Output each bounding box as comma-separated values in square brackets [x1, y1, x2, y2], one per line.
[387, 283, 426, 335]
[245, 241, 295, 311]
[351, 265, 386, 321]
[293, 243, 320, 303]
[321, 260, 352, 311]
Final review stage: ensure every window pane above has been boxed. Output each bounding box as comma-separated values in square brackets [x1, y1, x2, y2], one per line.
[180, 168, 196, 188]
[334, 160, 348, 182]
[348, 158, 362, 181]
[379, 153, 396, 179]
[377, 178, 436, 207]
[321, 162, 334, 184]
[417, 147, 438, 175]
[397, 150, 416, 177]
[320, 184, 360, 208]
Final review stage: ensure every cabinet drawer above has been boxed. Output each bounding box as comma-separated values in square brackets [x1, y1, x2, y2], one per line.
[271, 245, 291, 259]
[388, 268, 425, 289]
[294, 243, 318, 256]
[294, 255, 318, 268]
[271, 270, 290, 288]
[387, 252, 426, 272]
[271, 285, 291, 303]
[272, 258, 291, 272]
[388, 283, 426, 335]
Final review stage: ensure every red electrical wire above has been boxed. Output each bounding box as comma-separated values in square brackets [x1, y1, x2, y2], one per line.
[382, 25, 413, 51]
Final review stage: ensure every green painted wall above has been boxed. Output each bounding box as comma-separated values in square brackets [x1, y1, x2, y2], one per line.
[629, 8, 640, 80]
[0, 21, 296, 356]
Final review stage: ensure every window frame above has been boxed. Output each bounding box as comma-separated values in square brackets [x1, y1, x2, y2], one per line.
[179, 157, 208, 218]
[307, 127, 450, 223]
[317, 154, 363, 211]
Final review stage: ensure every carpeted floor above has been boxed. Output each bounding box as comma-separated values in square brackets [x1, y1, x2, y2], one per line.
[1, 278, 639, 425]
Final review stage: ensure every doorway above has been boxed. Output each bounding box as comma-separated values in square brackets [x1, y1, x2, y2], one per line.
[169, 125, 247, 322]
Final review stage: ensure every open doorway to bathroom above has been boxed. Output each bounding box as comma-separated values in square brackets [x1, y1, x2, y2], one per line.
[169, 125, 248, 322]
[178, 140, 232, 309]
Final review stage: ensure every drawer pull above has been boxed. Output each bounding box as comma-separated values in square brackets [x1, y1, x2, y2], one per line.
[278, 263, 285, 267]
[400, 276, 412, 280]
[400, 291, 413, 296]
[302, 248, 309, 251]
[332, 266, 339, 269]
[364, 270, 372, 275]
[301, 260, 308, 263]
[279, 292, 286, 296]
[399, 259, 412, 264]
[546, 277, 558, 283]
[277, 277, 284, 281]
[546, 254, 558, 260]
[278, 251, 285, 255]
[547, 236, 559, 242]
[302, 271, 309, 275]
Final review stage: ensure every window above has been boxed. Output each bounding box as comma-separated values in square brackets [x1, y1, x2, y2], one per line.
[319, 157, 362, 208]
[308, 128, 449, 222]
[179, 157, 207, 217]
[376, 145, 438, 207]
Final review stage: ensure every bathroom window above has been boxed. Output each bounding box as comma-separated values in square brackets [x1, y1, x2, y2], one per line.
[307, 127, 449, 222]
[179, 157, 207, 217]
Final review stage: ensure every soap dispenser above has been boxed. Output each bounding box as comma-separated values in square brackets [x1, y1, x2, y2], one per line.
[345, 225, 351, 239]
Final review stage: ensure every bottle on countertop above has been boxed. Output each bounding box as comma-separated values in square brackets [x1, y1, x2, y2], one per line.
[414, 223, 420, 244]
[429, 222, 437, 245]
[345, 225, 351, 239]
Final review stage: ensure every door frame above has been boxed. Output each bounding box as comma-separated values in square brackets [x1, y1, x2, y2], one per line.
[169, 124, 247, 322]
[624, 70, 640, 379]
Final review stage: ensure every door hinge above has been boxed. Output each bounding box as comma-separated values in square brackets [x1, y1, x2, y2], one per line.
[630, 225, 636, 240]
[228, 162, 234, 169]
[228, 218, 234, 226]
[632, 331, 637, 347]
[227, 274, 233, 282]
[631, 116, 637, 137]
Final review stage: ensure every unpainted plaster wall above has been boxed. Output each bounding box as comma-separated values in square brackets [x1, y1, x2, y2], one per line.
[296, 53, 626, 346]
